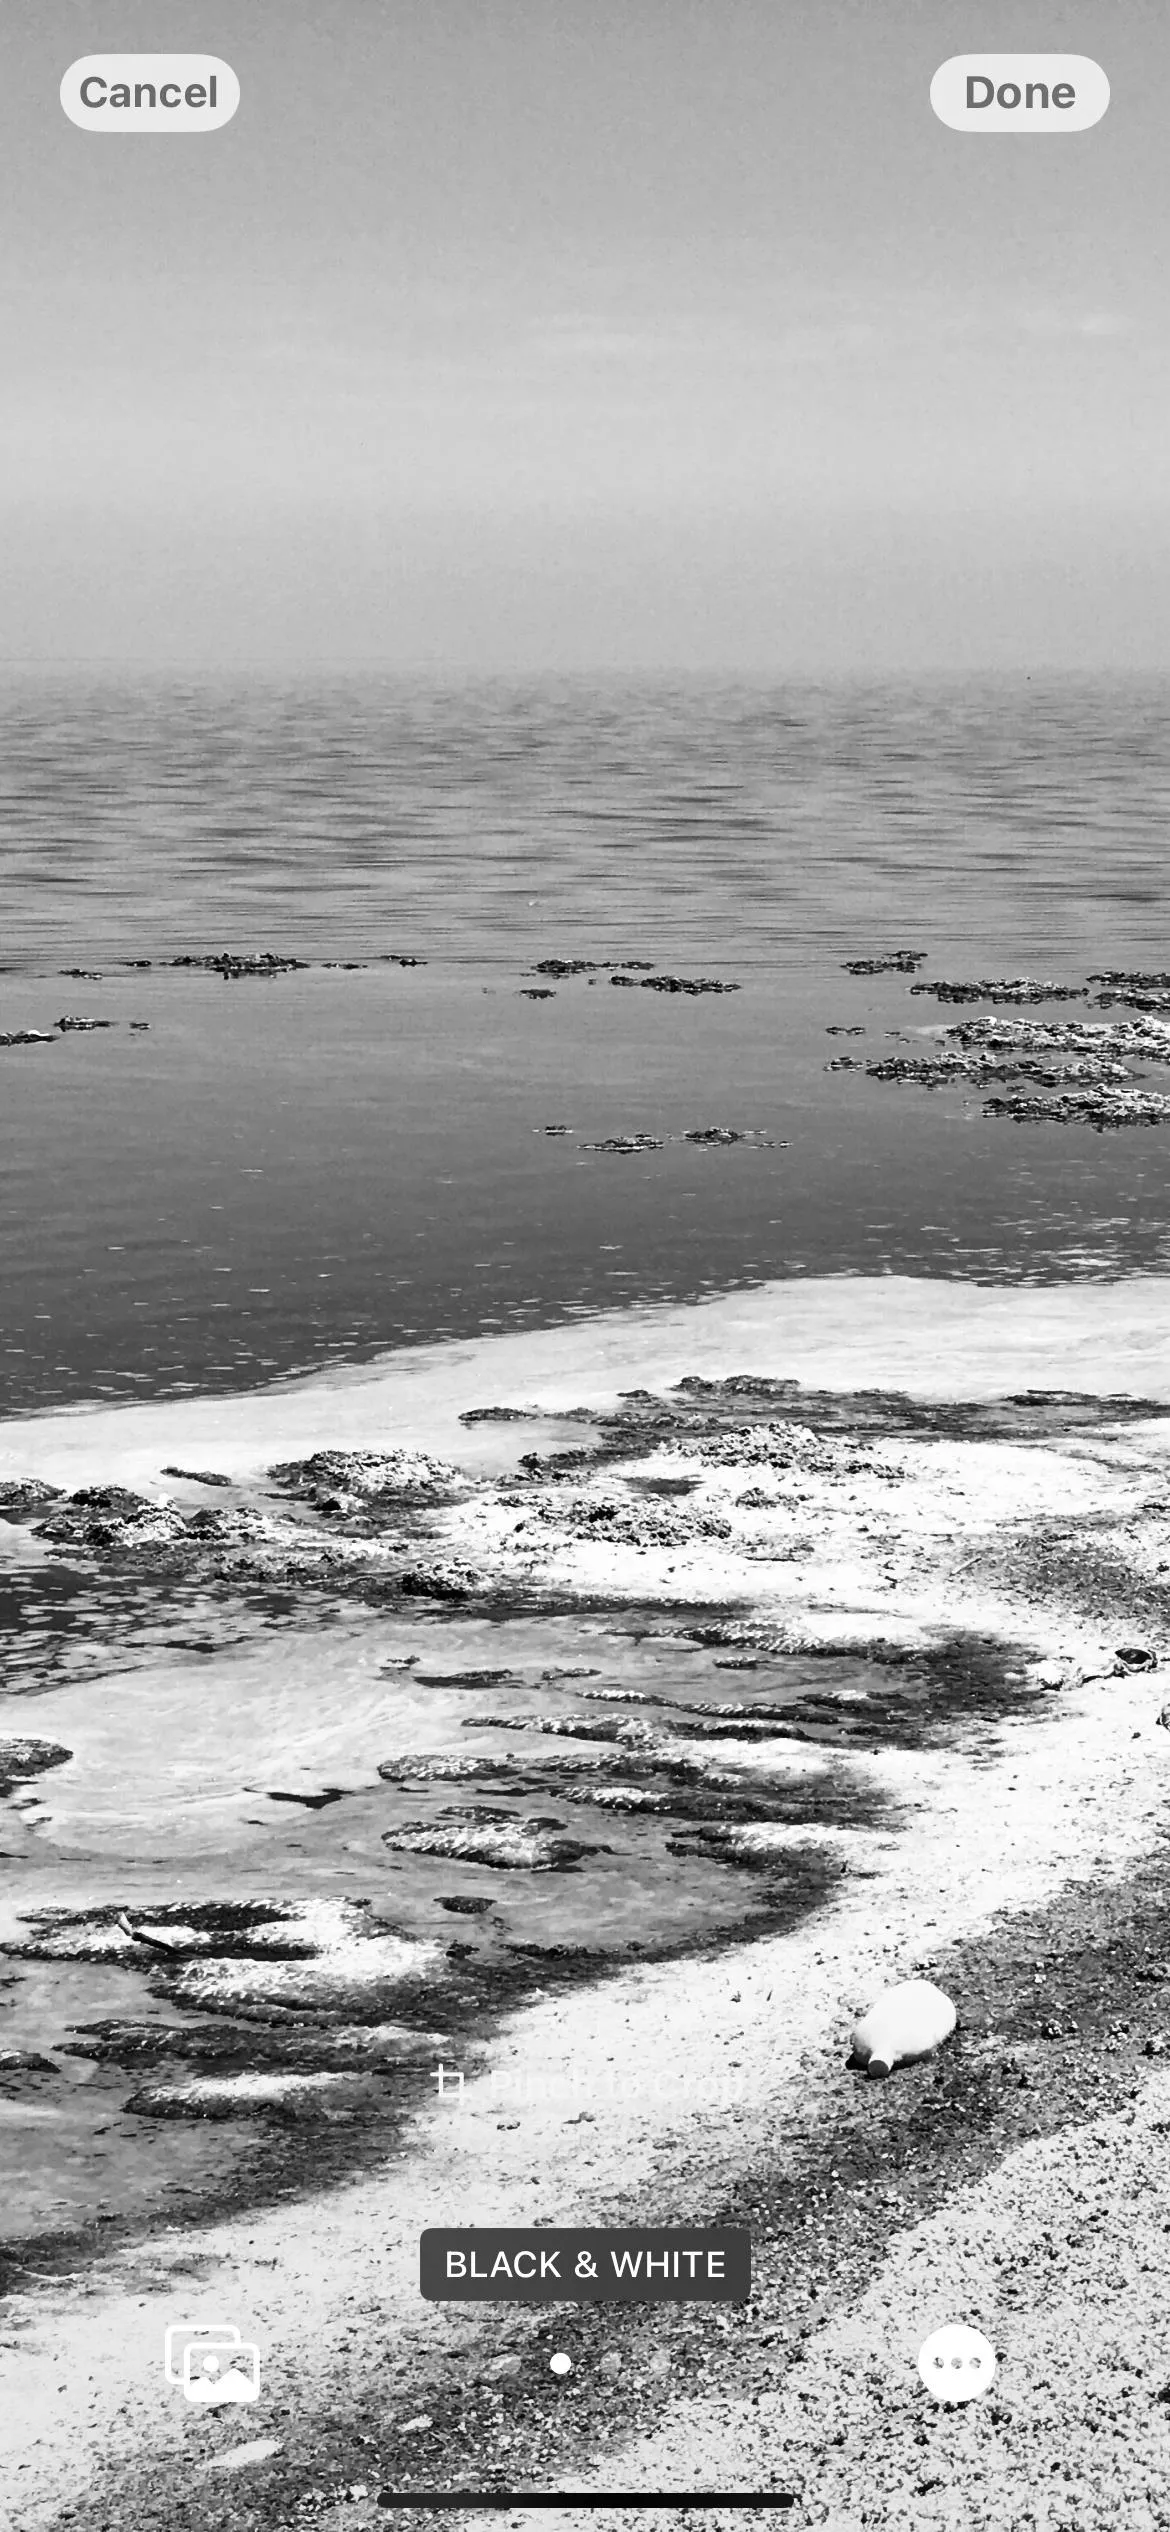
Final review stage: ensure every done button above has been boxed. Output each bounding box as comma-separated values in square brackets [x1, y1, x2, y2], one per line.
[931, 55, 1109, 133]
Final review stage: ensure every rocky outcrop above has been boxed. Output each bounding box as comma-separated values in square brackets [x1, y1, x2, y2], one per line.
[267, 1447, 466, 1514]
[0, 1478, 65, 1520]
[170, 952, 309, 978]
[841, 951, 925, 974]
[909, 979, 1085, 1005]
[983, 1088, 1170, 1129]
[610, 974, 740, 994]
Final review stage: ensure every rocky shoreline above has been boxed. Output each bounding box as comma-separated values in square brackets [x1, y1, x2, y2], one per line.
[1, 1278, 1170, 2527]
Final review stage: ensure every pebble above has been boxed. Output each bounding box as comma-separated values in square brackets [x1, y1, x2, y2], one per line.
[199, 2439, 281, 2474]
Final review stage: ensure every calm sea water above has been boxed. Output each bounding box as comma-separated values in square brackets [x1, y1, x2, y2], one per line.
[3, 672, 1170, 1415]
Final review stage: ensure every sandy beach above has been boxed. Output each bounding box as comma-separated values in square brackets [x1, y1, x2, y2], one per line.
[2, 1272, 1170, 2529]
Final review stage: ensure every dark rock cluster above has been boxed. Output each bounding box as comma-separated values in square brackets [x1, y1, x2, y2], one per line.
[909, 978, 1086, 1005]
[610, 973, 740, 995]
[841, 951, 925, 975]
[170, 951, 310, 978]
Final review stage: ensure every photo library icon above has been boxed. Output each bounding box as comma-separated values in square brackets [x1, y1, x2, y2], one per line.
[164, 2322, 261, 2407]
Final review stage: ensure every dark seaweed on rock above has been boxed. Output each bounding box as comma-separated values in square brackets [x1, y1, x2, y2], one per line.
[841, 951, 926, 974]
[161, 1467, 233, 1487]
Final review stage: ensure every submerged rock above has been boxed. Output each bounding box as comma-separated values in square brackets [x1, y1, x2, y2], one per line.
[55, 1015, 116, 1031]
[125, 2070, 366, 2121]
[850, 1977, 957, 2078]
[383, 1809, 598, 1870]
[0, 2048, 62, 2084]
[161, 1466, 233, 1487]
[62, 2016, 446, 2071]
[10, 1896, 445, 2020]
[412, 1668, 520, 1689]
[0, 1737, 71, 1796]
[0, 1029, 56, 1047]
[841, 951, 926, 975]
[519, 988, 556, 1000]
[581, 1135, 665, 1154]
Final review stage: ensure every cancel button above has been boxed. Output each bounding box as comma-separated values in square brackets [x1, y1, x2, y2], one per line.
[419, 2226, 750, 2303]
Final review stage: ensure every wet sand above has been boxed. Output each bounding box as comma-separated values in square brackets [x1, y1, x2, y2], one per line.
[3, 1273, 1170, 2528]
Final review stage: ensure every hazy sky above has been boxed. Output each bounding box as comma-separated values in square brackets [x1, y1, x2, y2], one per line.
[3, 1, 1169, 668]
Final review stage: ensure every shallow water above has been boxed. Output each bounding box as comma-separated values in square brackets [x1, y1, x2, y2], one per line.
[4, 673, 1170, 1415]
[0, 1577, 897, 2251]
